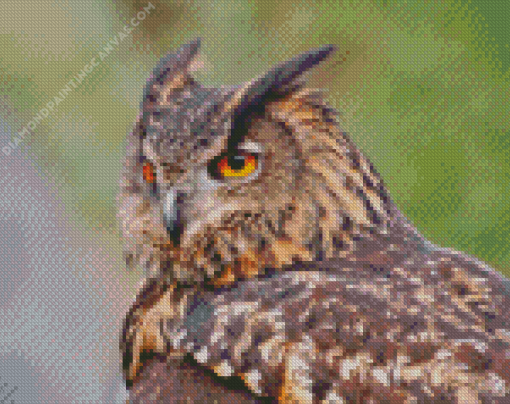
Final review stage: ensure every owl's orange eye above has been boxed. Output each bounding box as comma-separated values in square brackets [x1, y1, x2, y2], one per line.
[143, 162, 156, 183]
[211, 152, 259, 179]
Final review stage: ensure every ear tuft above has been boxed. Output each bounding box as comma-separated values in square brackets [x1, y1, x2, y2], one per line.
[143, 38, 202, 106]
[229, 44, 337, 118]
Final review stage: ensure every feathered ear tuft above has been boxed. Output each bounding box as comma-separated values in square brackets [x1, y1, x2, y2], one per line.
[229, 44, 337, 115]
[220, 44, 337, 142]
[142, 38, 202, 106]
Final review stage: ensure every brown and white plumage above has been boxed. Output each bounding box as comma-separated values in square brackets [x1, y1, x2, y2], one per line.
[119, 39, 510, 403]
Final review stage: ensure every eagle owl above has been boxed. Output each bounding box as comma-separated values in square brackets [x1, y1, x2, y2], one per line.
[119, 39, 510, 403]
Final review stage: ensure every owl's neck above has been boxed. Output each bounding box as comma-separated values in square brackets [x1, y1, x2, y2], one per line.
[343, 207, 437, 265]
[202, 203, 433, 289]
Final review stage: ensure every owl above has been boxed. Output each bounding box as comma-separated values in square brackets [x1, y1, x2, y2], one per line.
[119, 39, 510, 403]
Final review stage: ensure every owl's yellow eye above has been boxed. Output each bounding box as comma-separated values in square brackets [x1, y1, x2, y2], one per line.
[212, 152, 259, 179]
[143, 161, 156, 183]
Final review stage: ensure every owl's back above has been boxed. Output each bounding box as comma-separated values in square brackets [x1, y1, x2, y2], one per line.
[125, 212, 510, 403]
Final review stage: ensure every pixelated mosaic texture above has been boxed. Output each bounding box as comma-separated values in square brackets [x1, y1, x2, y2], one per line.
[0, 0, 509, 402]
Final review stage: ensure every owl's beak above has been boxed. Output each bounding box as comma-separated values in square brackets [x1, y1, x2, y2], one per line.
[163, 189, 186, 246]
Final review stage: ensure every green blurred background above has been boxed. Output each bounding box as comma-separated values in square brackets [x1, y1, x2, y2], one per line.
[1, 0, 509, 276]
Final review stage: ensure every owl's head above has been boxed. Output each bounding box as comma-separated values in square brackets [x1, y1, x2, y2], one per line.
[119, 39, 393, 285]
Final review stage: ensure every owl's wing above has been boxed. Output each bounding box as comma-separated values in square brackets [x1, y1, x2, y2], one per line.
[123, 248, 510, 403]
[121, 277, 274, 403]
